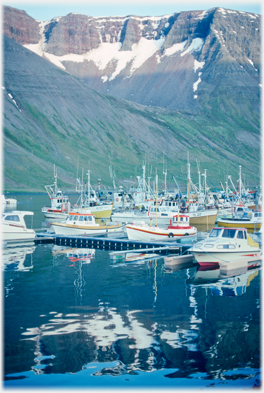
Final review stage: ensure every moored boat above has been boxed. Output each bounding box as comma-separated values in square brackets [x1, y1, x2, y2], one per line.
[111, 205, 178, 226]
[52, 212, 123, 236]
[191, 227, 261, 269]
[2, 211, 36, 242]
[217, 208, 262, 231]
[41, 166, 71, 219]
[126, 214, 197, 242]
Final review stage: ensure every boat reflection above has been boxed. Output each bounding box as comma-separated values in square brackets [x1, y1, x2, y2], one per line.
[187, 263, 260, 297]
[2, 242, 36, 272]
[52, 245, 95, 264]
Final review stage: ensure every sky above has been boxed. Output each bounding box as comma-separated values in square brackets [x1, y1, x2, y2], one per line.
[2, 0, 262, 21]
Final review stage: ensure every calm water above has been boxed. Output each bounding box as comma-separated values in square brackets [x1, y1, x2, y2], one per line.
[3, 194, 261, 389]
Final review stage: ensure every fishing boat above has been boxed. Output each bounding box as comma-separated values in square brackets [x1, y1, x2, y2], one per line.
[126, 213, 197, 242]
[52, 212, 124, 236]
[217, 206, 262, 231]
[2, 211, 36, 242]
[41, 165, 72, 219]
[111, 205, 178, 226]
[73, 170, 113, 219]
[126, 174, 197, 242]
[179, 161, 218, 225]
[191, 227, 261, 269]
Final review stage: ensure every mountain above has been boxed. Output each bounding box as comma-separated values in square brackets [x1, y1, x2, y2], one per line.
[2, 6, 261, 192]
[4, 6, 261, 112]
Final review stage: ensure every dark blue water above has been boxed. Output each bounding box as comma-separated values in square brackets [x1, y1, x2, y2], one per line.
[3, 195, 261, 389]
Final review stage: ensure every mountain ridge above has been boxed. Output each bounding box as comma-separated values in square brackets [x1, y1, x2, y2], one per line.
[4, 6, 261, 111]
[2, 6, 261, 192]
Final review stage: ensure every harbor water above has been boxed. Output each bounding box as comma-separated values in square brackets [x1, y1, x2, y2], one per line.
[3, 194, 261, 389]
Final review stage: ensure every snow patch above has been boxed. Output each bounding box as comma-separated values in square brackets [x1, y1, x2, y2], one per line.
[181, 38, 204, 57]
[163, 40, 187, 57]
[7, 92, 21, 111]
[193, 60, 205, 72]
[247, 58, 258, 72]
[193, 75, 202, 92]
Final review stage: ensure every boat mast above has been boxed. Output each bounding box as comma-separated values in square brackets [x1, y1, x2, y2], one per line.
[204, 169, 207, 205]
[87, 170, 91, 205]
[155, 171, 158, 227]
[54, 164, 58, 196]
[238, 165, 242, 201]
[163, 160, 167, 199]
[187, 154, 191, 211]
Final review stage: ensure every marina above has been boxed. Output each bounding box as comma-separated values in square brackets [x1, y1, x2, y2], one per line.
[3, 194, 262, 389]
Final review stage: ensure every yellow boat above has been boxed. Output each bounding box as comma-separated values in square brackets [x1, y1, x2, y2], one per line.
[217, 210, 262, 231]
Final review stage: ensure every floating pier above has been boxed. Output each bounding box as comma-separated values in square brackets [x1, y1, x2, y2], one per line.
[35, 232, 193, 254]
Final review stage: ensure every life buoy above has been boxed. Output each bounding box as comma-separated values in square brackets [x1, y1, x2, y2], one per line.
[116, 198, 119, 202]
[168, 232, 174, 238]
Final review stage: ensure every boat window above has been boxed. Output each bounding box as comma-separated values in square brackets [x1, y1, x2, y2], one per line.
[237, 231, 244, 239]
[4, 215, 20, 222]
[73, 216, 79, 221]
[244, 231, 247, 239]
[88, 216, 93, 221]
[217, 244, 236, 249]
[222, 229, 236, 238]
[79, 216, 84, 221]
[209, 228, 222, 237]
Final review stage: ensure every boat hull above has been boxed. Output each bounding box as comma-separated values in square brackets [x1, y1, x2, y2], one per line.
[217, 218, 261, 230]
[52, 222, 123, 236]
[126, 224, 196, 242]
[3, 226, 36, 242]
[187, 210, 218, 225]
[111, 213, 174, 226]
[192, 250, 262, 267]
[86, 204, 113, 219]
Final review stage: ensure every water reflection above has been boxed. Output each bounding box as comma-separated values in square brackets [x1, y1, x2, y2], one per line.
[4, 239, 261, 387]
[3, 243, 36, 272]
[187, 265, 260, 297]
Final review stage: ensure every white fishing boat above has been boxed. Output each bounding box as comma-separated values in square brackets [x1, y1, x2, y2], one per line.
[41, 165, 72, 219]
[2, 211, 36, 242]
[111, 205, 177, 226]
[191, 227, 261, 269]
[52, 212, 124, 236]
[73, 170, 113, 219]
[179, 161, 218, 225]
[126, 214, 197, 242]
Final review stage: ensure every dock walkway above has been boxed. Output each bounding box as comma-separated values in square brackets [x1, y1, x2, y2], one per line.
[35, 232, 193, 254]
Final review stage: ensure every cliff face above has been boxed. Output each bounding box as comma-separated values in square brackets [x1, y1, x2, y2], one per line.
[3, 6, 261, 112]
[3, 6, 40, 44]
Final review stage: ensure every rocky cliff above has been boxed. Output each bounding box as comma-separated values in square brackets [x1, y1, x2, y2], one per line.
[3, 6, 261, 112]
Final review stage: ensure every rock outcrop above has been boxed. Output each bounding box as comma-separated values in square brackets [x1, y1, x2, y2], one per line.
[3, 6, 261, 112]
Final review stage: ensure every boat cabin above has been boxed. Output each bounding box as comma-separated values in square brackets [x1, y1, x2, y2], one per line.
[66, 213, 96, 225]
[209, 227, 248, 240]
[148, 206, 174, 216]
[2, 211, 34, 228]
[168, 214, 191, 229]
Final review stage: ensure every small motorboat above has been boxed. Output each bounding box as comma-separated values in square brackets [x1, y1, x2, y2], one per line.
[191, 227, 261, 269]
[2, 211, 36, 242]
[52, 212, 124, 236]
[126, 214, 197, 242]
